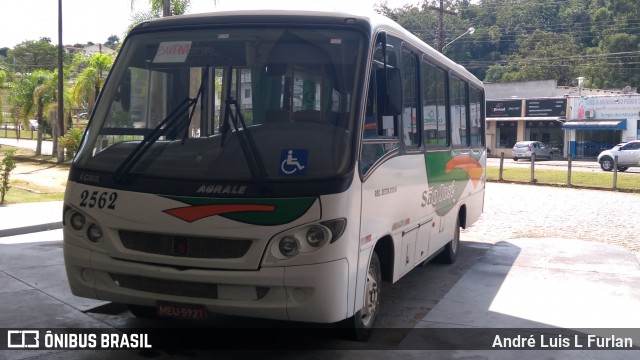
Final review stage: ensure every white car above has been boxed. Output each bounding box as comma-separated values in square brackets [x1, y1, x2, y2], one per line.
[597, 140, 640, 171]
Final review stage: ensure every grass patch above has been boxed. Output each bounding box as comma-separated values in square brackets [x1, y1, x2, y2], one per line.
[0, 129, 53, 140]
[1, 146, 67, 205]
[487, 166, 640, 191]
[3, 186, 65, 204]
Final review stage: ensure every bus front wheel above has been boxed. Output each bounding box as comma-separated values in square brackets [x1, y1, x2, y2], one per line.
[341, 251, 381, 341]
[128, 304, 159, 319]
[436, 217, 460, 264]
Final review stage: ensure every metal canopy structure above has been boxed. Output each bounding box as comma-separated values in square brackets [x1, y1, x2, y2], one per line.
[561, 119, 627, 130]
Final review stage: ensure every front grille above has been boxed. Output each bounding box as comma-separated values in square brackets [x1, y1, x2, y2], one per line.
[119, 230, 252, 259]
[110, 274, 270, 300]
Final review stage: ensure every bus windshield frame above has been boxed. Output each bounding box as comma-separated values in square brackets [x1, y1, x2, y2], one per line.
[74, 26, 367, 184]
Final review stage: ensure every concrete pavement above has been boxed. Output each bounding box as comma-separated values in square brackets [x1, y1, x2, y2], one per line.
[1, 193, 639, 358]
[0, 201, 62, 238]
[0, 138, 53, 156]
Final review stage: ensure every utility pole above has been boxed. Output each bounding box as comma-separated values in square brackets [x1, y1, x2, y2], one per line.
[57, 0, 64, 162]
[429, 0, 458, 52]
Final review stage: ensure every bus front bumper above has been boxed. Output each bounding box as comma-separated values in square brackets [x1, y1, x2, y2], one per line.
[63, 241, 350, 323]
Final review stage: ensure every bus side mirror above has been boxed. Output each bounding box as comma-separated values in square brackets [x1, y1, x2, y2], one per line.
[376, 67, 402, 116]
[116, 69, 131, 111]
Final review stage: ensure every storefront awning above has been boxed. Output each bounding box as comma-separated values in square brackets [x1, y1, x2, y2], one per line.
[487, 117, 564, 122]
[561, 119, 626, 130]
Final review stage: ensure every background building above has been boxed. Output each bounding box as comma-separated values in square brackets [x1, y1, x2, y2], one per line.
[486, 80, 638, 158]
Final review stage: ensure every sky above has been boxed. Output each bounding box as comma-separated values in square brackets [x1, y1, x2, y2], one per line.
[0, 0, 422, 49]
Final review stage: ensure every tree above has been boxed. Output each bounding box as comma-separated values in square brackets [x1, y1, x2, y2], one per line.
[6, 39, 60, 74]
[71, 53, 114, 114]
[105, 35, 120, 49]
[126, 0, 192, 36]
[130, 0, 191, 17]
[383, 0, 639, 89]
[7, 69, 57, 155]
[0, 63, 11, 124]
[486, 30, 583, 85]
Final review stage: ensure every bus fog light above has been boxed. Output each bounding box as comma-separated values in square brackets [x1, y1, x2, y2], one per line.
[80, 268, 93, 282]
[306, 226, 325, 247]
[87, 224, 103, 243]
[279, 236, 299, 257]
[291, 288, 307, 303]
[70, 212, 86, 230]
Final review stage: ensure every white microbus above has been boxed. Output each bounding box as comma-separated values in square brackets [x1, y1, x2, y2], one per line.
[63, 8, 486, 340]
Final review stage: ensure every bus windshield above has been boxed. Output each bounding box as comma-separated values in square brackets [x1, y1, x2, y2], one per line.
[74, 27, 365, 182]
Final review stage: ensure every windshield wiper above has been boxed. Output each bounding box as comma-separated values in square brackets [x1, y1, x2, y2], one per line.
[220, 70, 271, 192]
[114, 69, 210, 183]
[113, 98, 194, 182]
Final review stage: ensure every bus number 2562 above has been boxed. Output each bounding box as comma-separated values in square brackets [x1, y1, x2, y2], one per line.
[79, 190, 118, 210]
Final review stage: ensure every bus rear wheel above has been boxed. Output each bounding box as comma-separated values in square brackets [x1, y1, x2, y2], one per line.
[341, 251, 381, 341]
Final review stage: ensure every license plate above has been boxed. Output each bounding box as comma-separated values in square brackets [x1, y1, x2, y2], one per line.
[156, 301, 208, 321]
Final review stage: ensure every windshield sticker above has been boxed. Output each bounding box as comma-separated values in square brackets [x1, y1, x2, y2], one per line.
[153, 41, 192, 63]
[280, 149, 308, 176]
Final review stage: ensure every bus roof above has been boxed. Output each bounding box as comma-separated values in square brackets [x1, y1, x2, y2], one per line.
[129, 8, 482, 88]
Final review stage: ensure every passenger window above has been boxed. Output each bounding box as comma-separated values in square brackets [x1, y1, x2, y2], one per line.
[469, 86, 484, 147]
[401, 49, 420, 148]
[450, 76, 468, 147]
[421, 59, 448, 147]
[360, 38, 400, 174]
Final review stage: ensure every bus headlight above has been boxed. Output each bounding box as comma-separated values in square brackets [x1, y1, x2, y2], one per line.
[70, 212, 86, 230]
[305, 226, 326, 247]
[279, 236, 299, 257]
[87, 224, 104, 243]
[264, 219, 348, 265]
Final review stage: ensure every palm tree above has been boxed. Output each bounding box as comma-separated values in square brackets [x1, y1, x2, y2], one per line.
[0, 64, 11, 125]
[71, 53, 114, 115]
[8, 70, 56, 155]
[130, 0, 191, 17]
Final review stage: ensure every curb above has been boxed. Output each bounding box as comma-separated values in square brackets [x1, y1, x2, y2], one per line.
[0, 222, 63, 238]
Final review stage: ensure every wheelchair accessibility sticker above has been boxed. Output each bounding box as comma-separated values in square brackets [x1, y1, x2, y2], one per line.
[280, 149, 308, 176]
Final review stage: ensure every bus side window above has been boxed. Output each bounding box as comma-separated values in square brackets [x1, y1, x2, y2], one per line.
[422, 59, 448, 147]
[360, 41, 400, 174]
[401, 48, 419, 148]
[450, 76, 468, 147]
[469, 85, 484, 147]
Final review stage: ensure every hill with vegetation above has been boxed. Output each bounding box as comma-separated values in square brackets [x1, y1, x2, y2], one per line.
[379, 0, 639, 90]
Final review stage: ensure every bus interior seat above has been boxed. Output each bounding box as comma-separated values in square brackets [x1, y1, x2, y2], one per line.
[265, 109, 292, 123]
[293, 110, 323, 123]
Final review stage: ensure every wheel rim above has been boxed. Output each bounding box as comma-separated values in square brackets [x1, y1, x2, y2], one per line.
[602, 159, 613, 170]
[361, 264, 379, 328]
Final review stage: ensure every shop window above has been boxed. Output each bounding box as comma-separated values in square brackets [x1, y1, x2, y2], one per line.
[496, 121, 517, 148]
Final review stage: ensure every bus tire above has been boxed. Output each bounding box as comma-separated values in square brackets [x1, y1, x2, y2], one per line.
[436, 217, 460, 264]
[341, 251, 381, 341]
